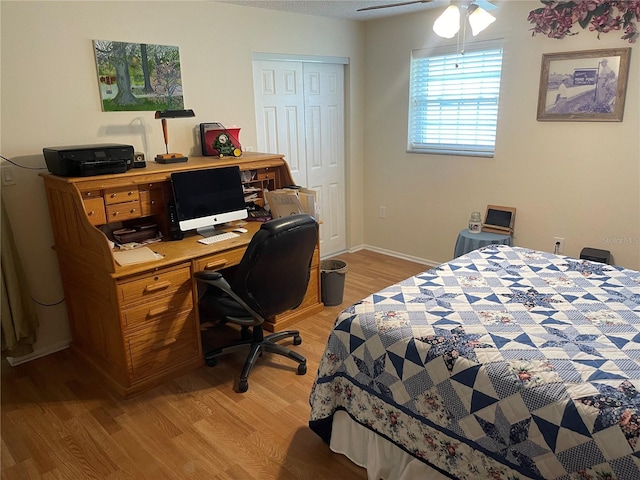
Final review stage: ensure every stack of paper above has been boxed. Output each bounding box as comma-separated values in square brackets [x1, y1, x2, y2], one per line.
[113, 247, 163, 266]
[297, 187, 320, 219]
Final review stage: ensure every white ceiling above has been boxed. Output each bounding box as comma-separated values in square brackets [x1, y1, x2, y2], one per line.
[212, 0, 447, 21]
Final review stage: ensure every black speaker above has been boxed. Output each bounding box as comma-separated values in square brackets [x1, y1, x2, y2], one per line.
[167, 202, 184, 241]
[580, 247, 610, 264]
[133, 152, 146, 168]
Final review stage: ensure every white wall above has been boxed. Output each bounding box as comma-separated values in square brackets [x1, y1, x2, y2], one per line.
[362, 1, 640, 269]
[2, 0, 639, 363]
[0, 1, 366, 361]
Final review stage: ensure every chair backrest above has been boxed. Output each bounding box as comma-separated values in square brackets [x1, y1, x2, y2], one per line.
[230, 214, 319, 319]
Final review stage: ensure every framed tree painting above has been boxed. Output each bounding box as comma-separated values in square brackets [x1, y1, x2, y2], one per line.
[93, 40, 185, 112]
[537, 48, 631, 122]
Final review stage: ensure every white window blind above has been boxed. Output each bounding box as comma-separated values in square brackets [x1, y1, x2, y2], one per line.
[408, 42, 503, 157]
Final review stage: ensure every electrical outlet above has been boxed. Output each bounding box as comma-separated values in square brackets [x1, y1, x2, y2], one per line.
[1, 166, 16, 186]
[379, 206, 386, 219]
[554, 237, 565, 255]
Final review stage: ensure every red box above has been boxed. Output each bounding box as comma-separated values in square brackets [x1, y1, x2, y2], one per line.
[199, 123, 242, 157]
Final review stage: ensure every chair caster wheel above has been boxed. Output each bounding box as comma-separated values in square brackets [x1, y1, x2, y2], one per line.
[237, 380, 249, 393]
[297, 363, 307, 375]
[206, 357, 217, 367]
[293, 335, 302, 346]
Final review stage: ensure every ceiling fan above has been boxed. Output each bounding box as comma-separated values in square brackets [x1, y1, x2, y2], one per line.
[357, 0, 436, 11]
[358, 0, 498, 38]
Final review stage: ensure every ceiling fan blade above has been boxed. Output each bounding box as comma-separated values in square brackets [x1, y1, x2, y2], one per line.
[357, 0, 433, 12]
[473, 0, 497, 11]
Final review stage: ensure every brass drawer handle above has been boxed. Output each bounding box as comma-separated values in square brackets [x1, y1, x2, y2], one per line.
[204, 259, 228, 270]
[144, 281, 171, 292]
[147, 305, 174, 317]
[151, 338, 177, 350]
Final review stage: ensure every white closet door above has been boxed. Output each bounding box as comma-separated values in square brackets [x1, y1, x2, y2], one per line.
[252, 61, 306, 185]
[302, 62, 346, 256]
[253, 59, 346, 256]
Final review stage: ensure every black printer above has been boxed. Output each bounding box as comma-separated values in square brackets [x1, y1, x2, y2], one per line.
[43, 144, 134, 177]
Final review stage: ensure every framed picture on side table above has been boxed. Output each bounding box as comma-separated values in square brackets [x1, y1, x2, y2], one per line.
[482, 205, 516, 235]
[537, 48, 631, 122]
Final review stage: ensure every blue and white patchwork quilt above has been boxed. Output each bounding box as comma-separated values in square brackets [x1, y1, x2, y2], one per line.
[309, 246, 640, 480]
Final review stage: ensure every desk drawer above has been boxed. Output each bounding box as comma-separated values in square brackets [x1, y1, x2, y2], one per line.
[139, 187, 164, 216]
[83, 197, 106, 225]
[118, 265, 191, 307]
[126, 311, 198, 381]
[104, 186, 140, 205]
[106, 201, 141, 222]
[257, 170, 276, 181]
[81, 190, 102, 198]
[121, 288, 193, 329]
[193, 247, 244, 272]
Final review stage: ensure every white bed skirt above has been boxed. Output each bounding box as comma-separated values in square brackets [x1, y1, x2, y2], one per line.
[329, 410, 452, 480]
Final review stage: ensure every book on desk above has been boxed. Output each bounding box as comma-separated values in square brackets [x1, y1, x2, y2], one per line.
[113, 246, 163, 266]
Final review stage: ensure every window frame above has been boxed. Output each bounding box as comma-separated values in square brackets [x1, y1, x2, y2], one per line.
[407, 39, 504, 158]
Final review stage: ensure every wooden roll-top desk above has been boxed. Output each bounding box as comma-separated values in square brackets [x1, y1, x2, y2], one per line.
[41, 153, 323, 397]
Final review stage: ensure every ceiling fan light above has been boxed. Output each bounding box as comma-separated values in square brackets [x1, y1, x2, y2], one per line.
[468, 6, 496, 36]
[433, 5, 460, 39]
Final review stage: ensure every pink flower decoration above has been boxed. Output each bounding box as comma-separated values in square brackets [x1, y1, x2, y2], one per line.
[528, 0, 639, 42]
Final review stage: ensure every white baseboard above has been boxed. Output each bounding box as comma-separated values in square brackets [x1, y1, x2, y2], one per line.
[328, 243, 440, 269]
[361, 244, 440, 268]
[6, 341, 70, 366]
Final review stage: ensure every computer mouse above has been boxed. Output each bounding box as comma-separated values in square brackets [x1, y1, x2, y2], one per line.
[233, 227, 248, 234]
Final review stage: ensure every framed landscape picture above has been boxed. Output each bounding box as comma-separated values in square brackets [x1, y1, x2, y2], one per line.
[93, 40, 185, 112]
[537, 48, 631, 122]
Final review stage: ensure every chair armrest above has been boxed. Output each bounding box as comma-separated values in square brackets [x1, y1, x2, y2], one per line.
[194, 270, 265, 326]
[194, 270, 230, 291]
[194, 270, 224, 282]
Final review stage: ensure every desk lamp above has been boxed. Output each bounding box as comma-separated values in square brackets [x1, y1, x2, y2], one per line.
[154, 109, 195, 164]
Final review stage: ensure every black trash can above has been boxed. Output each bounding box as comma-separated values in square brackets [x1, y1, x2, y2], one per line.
[320, 259, 348, 306]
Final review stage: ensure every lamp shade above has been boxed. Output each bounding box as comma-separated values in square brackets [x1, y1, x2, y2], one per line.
[433, 5, 460, 39]
[154, 109, 195, 119]
[468, 6, 496, 36]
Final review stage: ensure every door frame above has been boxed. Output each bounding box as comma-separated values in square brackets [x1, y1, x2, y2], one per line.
[252, 53, 349, 65]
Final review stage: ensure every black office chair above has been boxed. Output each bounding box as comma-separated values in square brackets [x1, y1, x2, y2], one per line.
[194, 214, 319, 393]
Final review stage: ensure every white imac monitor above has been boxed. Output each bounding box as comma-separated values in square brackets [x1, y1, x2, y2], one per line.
[170, 166, 248, 238]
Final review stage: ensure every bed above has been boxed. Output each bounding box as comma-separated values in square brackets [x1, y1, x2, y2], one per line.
[309, 245, 640, 480]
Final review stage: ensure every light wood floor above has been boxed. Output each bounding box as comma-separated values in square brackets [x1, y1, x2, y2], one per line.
[1, 250, 428, 480]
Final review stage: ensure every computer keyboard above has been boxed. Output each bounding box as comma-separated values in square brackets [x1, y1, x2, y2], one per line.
[197, 232, 240, 245]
